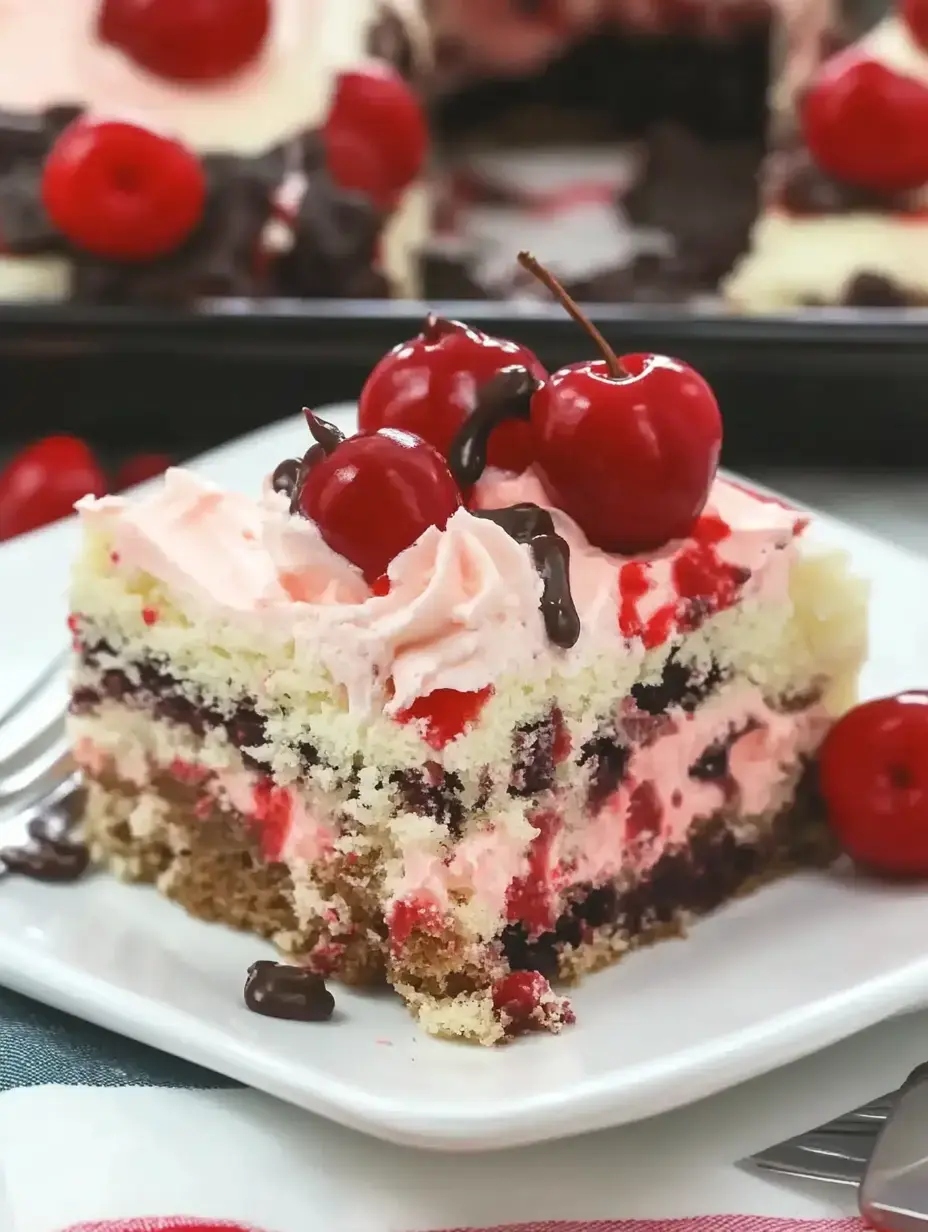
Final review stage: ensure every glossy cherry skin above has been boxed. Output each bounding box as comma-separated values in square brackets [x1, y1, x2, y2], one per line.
[901, 0, 928, 52]
[42, 117, 206, 260]
[531, 353, 722, 554]
[0, 436, 107, 541]
[297, 428, 461, 582]
[801, 52, 928, 193]
[819, 692, 928, 878]
[323, 63, 428, 206]
[358, 318, 548, 472]
[97, 0, 271, 84]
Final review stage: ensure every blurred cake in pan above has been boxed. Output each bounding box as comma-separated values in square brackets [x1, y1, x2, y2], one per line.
[0, 0, 431, 305]
[725, 0, 928, 310]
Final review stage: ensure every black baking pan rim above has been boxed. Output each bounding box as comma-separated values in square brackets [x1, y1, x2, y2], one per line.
[1, 299, 927, 369]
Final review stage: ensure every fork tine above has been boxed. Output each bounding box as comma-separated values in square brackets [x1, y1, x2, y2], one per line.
[0, 710, 66, 789]
[0, 651, 67, 734]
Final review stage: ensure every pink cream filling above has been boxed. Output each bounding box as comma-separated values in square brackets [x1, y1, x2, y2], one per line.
[391, 685, 828, 934]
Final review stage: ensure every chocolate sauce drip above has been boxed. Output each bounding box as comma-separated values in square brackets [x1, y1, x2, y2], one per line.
[244, 960, 335, 1022]
[305, 411, 345, 455]
[529, 534, 581, 649]
[471, 502, 554, 543]
[447, 366, 540, 489]
[471, 504, 580, 648]
[450, 372, 581, 648]
[281, 414, 346, 513]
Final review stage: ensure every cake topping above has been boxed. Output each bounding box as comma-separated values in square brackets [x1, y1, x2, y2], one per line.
[801, 51, 928, 194]
[243, 960, 336, 1021]
[293, 411, 462, 584]
[271, 457, 301, 499]
[819, 691, 928, 879]
[358, 315, 547, 473]
[97, 0, 272, 84]
[473, 503, 580, 649]
[42, 117, 207, 260]
[517, 250, 723, 555]
[323, 62, 428, 209]
[447, 366, 540, 490]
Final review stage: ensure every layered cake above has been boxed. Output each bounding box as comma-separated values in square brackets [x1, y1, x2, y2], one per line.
[65, 256, 868, 1043]
[0, 0, 430, 304]
[725, 0, 928, 310]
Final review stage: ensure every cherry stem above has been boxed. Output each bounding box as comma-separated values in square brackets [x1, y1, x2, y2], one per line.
[517, 250, 625, 379]
[421, 313, 456, 344]
[303, 409, 344, 455]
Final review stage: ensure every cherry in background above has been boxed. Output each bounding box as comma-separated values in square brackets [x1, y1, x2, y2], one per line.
[97, 0, 272, 84]
[0, 436, 108, 541]
[295, 411, 461, 583]
[820, 691, 928, 879]
[358, 316, 547, 473]
[42, 117, 206, 261]
[323, 63, 429, 210]
[901, 0, 928, 52]
[801, 51, 928, 194]
[518, 251, 722, 555]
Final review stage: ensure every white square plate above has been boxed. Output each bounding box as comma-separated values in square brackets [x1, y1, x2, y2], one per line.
[1, 407, 927, 1153]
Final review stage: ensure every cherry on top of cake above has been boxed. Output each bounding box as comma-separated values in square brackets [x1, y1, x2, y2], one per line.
[792, 0, 928, 205]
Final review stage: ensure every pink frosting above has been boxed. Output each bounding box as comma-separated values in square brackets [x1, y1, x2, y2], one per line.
[77, 463, 806, 717]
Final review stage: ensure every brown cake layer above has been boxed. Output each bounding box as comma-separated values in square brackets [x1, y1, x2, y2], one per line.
[80, 760, 835, 997]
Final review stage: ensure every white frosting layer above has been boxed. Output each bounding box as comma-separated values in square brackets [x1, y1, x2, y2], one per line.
[724, 211, 928, 311]
[76, 464, 804, 720]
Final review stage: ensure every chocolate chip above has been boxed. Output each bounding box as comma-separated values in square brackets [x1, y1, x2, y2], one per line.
[843, 272, 914, 308]
[631, 655, 724, 716]
[0, 836, 90, 882]
[243, 960, 335, 1022]
[689, 741, 729, 782]
[579, 736, 630, 810]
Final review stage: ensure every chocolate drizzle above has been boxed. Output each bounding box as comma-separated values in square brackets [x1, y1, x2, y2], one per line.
[448, 366, 580, 649]
[472, 504, 580, 649]
[448, 365, 540, 489]
[271, 458, 301, 497]
[280, 411, 347, 513]
[244, 960, 335, 1022]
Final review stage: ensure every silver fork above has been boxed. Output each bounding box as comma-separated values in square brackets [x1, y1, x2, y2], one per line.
[0, 652, 78, 837]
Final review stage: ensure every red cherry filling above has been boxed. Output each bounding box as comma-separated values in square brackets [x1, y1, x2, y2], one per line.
[98, 0, 271, 84]
[491, 969, 574, 1035]
[324, 63, 428, 206]
[395, 685, 494, 750]
[296, 411, 461, 582]
[358, 315, 548, 472]
[0, 435, 107, 541]
[801, 52, 928, 194]
[42, 117, 206, 261]
[901, 0, 928, 52]
[819, 691, 928, 878]
[517, 252, 722, 554]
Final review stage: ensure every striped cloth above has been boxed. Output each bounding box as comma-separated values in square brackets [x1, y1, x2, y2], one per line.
[0, 987, 865, 1232]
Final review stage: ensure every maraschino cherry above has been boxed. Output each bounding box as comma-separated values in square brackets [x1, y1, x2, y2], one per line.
[0, 435, 108, 541]
[295, 410, 461, 583]
[323, 63, 428, 208]
[819, 691, 928, 878]
[97, 0, 271, 84]
[801, 51, 928, 193]
[901, 0, 928, 52]
[358, 316, 547, 472]
[518, 251, 722, 555]
[42, 117, 206, 260]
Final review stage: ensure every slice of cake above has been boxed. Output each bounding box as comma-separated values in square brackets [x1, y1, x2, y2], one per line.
[725, 2, 928, 311]
[66, 255, 868, 1043]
